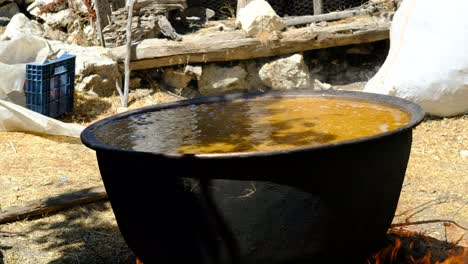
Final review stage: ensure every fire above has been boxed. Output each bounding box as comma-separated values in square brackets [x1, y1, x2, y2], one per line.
[369, 230, 468, 264]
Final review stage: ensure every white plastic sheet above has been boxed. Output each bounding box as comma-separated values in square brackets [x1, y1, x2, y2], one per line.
[0, 35, 84, 137]
[364, 0, 468, 117]
[0, 35, 50, 105]
[0, 99, 83, 137]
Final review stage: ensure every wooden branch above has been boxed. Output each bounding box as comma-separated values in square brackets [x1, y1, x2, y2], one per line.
[0, 187, 108, 224]
[134, 0, 187, 10]
[391, 220, 468, 231]
[122, 0, 135, 107]
[93, 0, 111, 47]
[110, 17, 390, 70]
[284, 8, 375, 27]
[313, 0, 323, 15]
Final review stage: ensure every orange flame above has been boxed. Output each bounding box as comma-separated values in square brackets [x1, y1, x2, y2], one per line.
[369, 230, 468, 264]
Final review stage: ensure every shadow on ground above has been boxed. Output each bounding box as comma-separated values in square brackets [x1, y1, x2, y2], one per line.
[0, 201, 134, 264]
[1, 199, 466, 263]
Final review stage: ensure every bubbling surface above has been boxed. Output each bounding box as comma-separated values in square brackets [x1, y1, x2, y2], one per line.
[95, 97, 410, 154]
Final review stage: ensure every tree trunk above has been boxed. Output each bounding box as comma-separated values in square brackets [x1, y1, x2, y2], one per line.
[93, 0, 112, 47]
[313, 0, 323, 15]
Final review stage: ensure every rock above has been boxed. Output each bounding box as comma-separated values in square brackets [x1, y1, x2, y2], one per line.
[236, 0, 285, 37]
[35, 0, 67, 12]
[314, 79, 332, 90]
[1, 13, 44, 40]
[259, 54, 312, 90]
[43, 23, 67, 41]
[130, 77, 141, 89]
[0, 2, 19, 18]
[75, 74, 108, 96]
[38, 8, 73, 28]
[184, 65, 202, 80]
[49, 41, 121, 96]
[75, 74, 117, 97]
[199, 65, 248, 95]
[50, 41, 119, 78]
[163, 68, 194, 89]
[461, 150, 468, 160]
[241, 61, 268, 92]
[0, 16, 10, 26]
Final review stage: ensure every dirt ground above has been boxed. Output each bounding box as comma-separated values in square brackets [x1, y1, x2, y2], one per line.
[0, 90, 467, 263]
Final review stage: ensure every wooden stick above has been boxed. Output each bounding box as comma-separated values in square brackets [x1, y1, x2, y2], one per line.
[313, 0, 323, 15]
[122, 0, 135, 107]
[110, 17, 389, 70]
[93, 0, 112, 47]
[391, 220, 468, 231]
[284, 7, 375, 27]
[0, 187, 108, 224]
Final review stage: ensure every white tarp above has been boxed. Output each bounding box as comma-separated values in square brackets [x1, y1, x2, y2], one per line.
[364, 0, 468, 117]
[0, 99, 84, 137]
[0, 35, 84, 137]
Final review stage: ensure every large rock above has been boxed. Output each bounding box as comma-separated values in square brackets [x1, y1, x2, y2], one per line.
[37, 8, 73, 28]
[75, 74, 115, 97]
[34, 0, 67, 12]
[0, 2, 19, 18]
[163, 68, 194, 89]
[236, 0, 285, 37]
[0, 13, 44, 40]
[259, 54, 312, 90]
[50, 41, 121, 96]
[199, 65, 247, 95]
[0, 17, 10, 26]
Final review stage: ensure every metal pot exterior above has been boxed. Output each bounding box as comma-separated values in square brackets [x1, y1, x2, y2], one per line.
[82, 90, 424, 263]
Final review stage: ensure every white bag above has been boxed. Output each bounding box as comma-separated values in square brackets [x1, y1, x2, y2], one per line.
[364, 0, 468, 117]
[0, 99, 84, 137]
[0, 36, 84, 138]
[0, 35, 50, 105]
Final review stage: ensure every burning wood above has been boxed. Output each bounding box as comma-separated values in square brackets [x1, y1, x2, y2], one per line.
[369, 229, 468, 264]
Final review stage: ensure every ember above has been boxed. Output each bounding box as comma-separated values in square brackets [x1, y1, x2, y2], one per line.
[368, 230, 468, 264]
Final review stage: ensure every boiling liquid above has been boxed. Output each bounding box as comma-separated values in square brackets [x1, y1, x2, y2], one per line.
[96, 97, 410, 154]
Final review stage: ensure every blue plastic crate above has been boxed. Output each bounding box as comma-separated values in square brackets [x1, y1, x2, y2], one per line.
[25, 54, 76, 118]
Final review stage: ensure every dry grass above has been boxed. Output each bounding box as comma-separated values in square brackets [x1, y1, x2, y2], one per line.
[0, 202, 134, 264]
[0, 90, 179, 210]
[394, 115, 468, 247]
[0, 87, 467, 263]
[0, 132, 101, 210]
[0, 27, 5, 36]
[62, 89, 179, 126]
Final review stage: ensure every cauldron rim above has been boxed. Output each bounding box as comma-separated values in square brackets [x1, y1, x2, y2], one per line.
[80, 90, 425, 158]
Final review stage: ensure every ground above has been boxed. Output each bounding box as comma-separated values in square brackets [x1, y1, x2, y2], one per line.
[0, 88, 466, 263]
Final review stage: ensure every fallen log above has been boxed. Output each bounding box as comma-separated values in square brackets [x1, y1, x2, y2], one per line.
[0, 187, 108, 224]
[110, 16, 390, 70]
[284, 7, 376, 27]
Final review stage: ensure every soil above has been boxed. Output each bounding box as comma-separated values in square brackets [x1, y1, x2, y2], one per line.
[0, 36, 466, 263]
[1, 91, 466, 263]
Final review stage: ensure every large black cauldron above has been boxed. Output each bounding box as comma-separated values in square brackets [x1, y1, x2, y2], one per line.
[81, 90, 424, 263]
